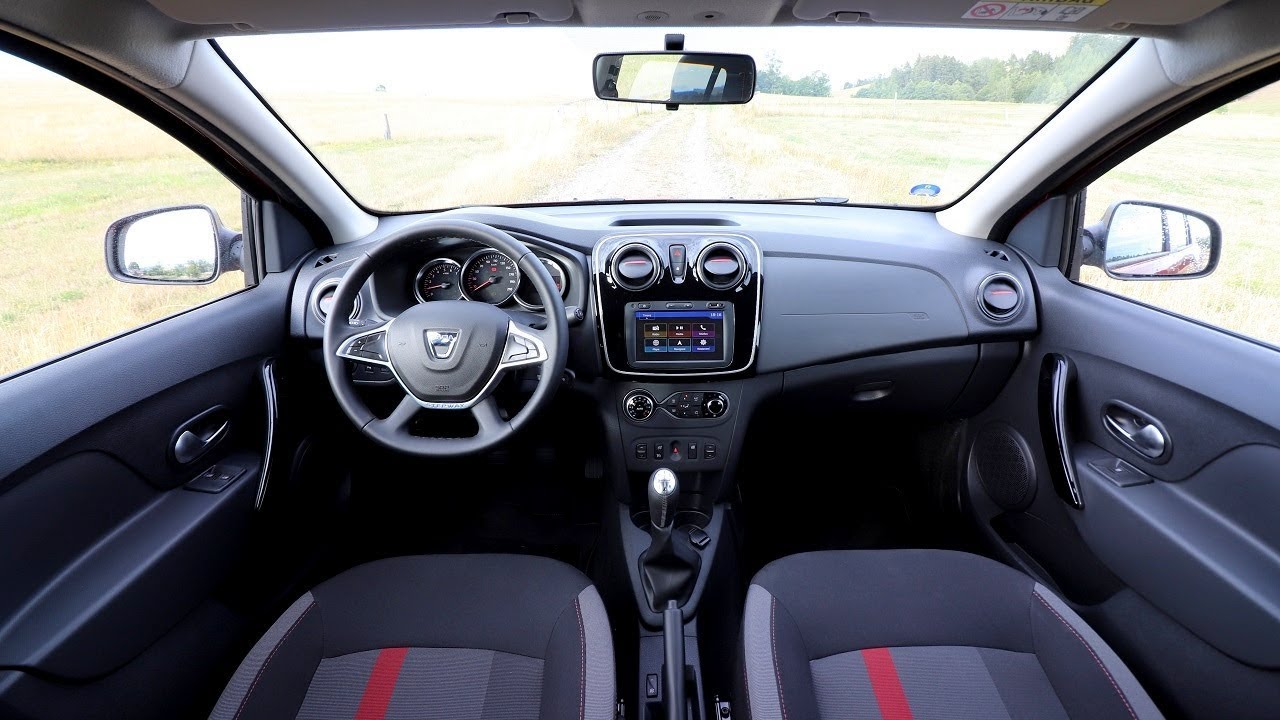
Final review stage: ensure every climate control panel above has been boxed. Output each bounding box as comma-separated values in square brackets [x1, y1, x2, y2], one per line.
[622, 390, 729, 421]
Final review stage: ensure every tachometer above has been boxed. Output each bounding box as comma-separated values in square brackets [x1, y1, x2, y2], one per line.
[461, 250, 520, 305]
[515, 257, 567, 309]
[414, 259, 463, 302]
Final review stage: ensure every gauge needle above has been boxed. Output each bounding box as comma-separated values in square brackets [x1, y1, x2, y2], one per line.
[422, 283, 452, 291]
[471, 277, 500, 292]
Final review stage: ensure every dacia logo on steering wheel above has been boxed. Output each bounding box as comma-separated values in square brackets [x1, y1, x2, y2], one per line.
[425, 329, 461, 360]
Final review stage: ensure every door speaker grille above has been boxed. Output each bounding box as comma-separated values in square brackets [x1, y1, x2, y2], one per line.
[974, 423, 1035, 511]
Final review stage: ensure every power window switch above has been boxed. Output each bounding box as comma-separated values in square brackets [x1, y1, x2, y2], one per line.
[704, 443, 717, 460]
[646, 673, 659, 698]
[634, 442, 648, 460]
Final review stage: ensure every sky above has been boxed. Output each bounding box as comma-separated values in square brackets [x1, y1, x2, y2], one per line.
[209, 26, 1081, 98]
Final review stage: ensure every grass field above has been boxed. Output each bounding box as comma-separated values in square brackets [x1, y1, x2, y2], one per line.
[3, 76, 1280, 378]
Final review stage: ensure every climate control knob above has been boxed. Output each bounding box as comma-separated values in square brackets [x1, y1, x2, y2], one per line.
[624, 390, 656, 422]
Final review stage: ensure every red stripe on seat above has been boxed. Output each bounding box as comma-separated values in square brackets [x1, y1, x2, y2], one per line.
[354, 647, 410, 720]
[862, 648, 914, 720]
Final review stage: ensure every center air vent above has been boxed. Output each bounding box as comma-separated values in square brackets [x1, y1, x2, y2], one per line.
[696, 243, 747, 290]
[977, 273, 1023, 321]
[610, 243, 662, 291]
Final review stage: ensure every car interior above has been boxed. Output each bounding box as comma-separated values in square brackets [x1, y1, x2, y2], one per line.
[1, 0, 1279, 719]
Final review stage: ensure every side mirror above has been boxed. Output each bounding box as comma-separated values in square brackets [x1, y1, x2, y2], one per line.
[593, 52, 755, 106]
[105, 205, 240, 285]
[1093, 201, 1221, 280]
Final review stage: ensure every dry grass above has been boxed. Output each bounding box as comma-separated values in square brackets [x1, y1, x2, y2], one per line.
[0, 81, 244, 377]
[4, 78, 1279, 379]
[1080, 89, 1280, 347]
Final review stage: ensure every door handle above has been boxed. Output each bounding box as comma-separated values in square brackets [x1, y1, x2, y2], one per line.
[1039, 353, 1082, 508]
[172, 407, 231, 465]
[1103, 402, 1168, 460]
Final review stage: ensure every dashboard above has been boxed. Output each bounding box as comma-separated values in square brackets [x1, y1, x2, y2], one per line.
[291, 203, 1038, 381]
[290, 202, 1038, 486]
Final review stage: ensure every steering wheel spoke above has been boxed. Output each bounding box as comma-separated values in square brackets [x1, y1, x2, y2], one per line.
[470, 396, 510, 435]
[498, 321, 550, 371]
[366, 393, 421, 436]
[334, 324, 392, 366]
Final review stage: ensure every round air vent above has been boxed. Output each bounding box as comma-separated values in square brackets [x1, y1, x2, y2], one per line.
[696, 242, 747, 290]
[977, 273, 1023, 321]
[610, 243, 662, 291]
[312, 279, 361, 322]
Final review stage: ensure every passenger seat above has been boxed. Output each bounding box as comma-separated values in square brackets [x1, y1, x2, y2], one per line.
[738, 550, 1162, 719]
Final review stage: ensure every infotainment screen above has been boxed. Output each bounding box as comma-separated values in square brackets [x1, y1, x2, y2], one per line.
[624, 301, 735, 369]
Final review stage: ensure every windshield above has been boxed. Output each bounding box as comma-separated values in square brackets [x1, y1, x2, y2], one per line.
[220, 28, 1128, 211]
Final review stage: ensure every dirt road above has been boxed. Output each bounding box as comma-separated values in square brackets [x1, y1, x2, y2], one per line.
[533, 112, 748, 202]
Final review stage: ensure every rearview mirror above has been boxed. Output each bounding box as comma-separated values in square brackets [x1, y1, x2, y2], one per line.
[1099, 201, 1221, 280]
[105, 205, 239, 285]
[594, 52, 755, 105]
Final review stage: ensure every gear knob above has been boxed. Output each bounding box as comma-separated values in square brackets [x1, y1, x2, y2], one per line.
[648, 468, 679, 530]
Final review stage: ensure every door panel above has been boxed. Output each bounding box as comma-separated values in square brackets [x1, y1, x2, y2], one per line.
[967, 260, 1280, 718]
[0, 272, 290, 718]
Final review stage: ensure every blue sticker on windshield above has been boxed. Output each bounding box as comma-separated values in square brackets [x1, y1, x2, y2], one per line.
[910, 183, 941, 197]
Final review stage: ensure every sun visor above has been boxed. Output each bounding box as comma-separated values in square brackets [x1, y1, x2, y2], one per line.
[144, 0, 574, 31]
[791, 0, 1232, 32]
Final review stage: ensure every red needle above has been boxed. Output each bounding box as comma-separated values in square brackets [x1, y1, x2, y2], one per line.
[422, 283, 450, 291]
[471, 277, 498, 292]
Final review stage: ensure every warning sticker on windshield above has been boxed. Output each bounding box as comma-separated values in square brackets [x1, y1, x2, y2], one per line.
[962, 0, 1108, 22]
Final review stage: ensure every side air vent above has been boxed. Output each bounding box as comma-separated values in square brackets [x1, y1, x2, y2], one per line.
[312, 279, 361, 322]
[696, 242, 747, 290]
[610, 243, 662, 291]
[314, 253, 338, 268]
[977, 273, 1023, 321]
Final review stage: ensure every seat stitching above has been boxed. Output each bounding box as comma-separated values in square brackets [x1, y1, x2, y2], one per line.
[576, 594, 586, 717]
[770, 596, 789, 720]
[233, 601, 315, 720]
[1033, 591, 1137, 720]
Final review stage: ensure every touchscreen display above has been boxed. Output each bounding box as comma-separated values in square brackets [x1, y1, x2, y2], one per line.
[635, 310, 725, 361]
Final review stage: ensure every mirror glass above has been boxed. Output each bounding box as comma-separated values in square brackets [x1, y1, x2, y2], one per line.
[1104, 202, 1215, 278]
[594, 53, 755, 105]
[115, 207, 219, 283]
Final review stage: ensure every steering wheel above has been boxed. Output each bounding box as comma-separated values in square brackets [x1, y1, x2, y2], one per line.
[323, 219, 569, 456]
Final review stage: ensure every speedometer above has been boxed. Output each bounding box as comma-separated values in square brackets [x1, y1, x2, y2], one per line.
[461, 250, 520, 305]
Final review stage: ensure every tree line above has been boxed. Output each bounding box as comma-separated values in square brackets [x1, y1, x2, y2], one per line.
[758, 35, 1125, 102]
[852, 35, 1127, 103]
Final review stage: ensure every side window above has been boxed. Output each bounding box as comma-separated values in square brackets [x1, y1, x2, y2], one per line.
[1078, 82, 1278, 347]
[1, 50, 251, 378]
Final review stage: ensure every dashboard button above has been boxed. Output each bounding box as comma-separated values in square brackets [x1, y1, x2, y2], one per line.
[665, 302, 694, 309]
[704, 443, 717, 460]
[654, 442, 665, 460]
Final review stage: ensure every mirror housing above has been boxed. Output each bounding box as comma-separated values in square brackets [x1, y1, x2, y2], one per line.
[1086, 200, 1222, 281]
[593, 52, 755, 106]
[105, 205, 241, 285]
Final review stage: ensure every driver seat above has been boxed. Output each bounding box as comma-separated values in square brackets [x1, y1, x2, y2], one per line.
[209, 555, 615, 720]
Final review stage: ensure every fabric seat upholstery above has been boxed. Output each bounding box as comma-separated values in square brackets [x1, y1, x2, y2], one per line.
[210, 554, 614, 720]
[739, 550, 1163, 720]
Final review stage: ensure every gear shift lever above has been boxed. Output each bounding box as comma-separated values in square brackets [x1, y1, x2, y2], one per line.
[648, 467, 678, 530]
[639, 467, 700, 612]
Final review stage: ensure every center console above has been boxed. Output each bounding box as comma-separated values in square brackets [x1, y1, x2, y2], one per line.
[594, 234, 765, 719]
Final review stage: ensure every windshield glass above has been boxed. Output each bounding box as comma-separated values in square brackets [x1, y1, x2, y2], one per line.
[220, 28, 1128, 211]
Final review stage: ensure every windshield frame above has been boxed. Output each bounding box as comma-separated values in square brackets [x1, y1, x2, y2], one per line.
[211, 34, 1135, 216]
